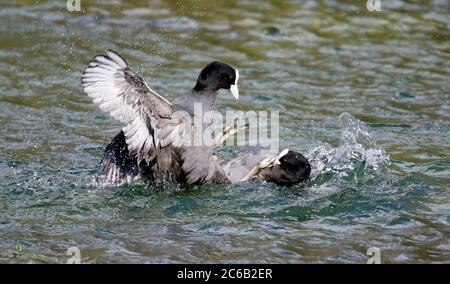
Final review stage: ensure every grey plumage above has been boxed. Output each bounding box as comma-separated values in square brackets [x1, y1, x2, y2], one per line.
[82, 50, 239, 186]
[83, 50, 310, 187]
[219, 148, 276, 183]
[219, 148, 311, 185]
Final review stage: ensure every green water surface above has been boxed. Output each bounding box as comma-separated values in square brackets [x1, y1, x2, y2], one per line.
[0, 0, 449, 263]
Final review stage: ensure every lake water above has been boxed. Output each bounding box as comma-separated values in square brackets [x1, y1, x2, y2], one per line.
[0, 0, 449, 263]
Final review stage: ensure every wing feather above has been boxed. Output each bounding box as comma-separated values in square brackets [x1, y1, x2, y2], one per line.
[81, 49, 173, 164]
[82, 50, 206, 182]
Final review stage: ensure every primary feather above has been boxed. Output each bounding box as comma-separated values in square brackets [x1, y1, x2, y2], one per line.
[81, 50, 173, 165]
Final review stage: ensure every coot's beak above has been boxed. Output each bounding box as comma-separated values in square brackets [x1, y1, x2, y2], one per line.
[230, 68, 239, 100]
[230, 84, 239, 100]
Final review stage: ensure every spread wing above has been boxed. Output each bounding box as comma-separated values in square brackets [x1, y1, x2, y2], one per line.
[81, 50, 173, 163]
[81, 50, 223, 184]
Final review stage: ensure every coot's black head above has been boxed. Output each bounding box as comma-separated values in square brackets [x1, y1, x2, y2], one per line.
[260, 151, 311, 186]
[194, 61, 239, 100]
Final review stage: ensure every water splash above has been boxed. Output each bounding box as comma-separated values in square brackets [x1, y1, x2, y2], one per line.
[308, 112, 390, 179]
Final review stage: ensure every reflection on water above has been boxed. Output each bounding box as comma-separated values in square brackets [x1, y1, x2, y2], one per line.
[0, 0, 449, 263]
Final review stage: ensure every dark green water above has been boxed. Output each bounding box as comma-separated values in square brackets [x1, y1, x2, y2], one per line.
[0, 0, 449, 263]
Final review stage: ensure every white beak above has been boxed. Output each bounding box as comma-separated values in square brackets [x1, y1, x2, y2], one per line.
[230, 84, 239, 100]
[230, 68, 239, 100]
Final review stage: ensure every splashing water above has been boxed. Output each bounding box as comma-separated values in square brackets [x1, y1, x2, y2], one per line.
[308, 113, 390, 180]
